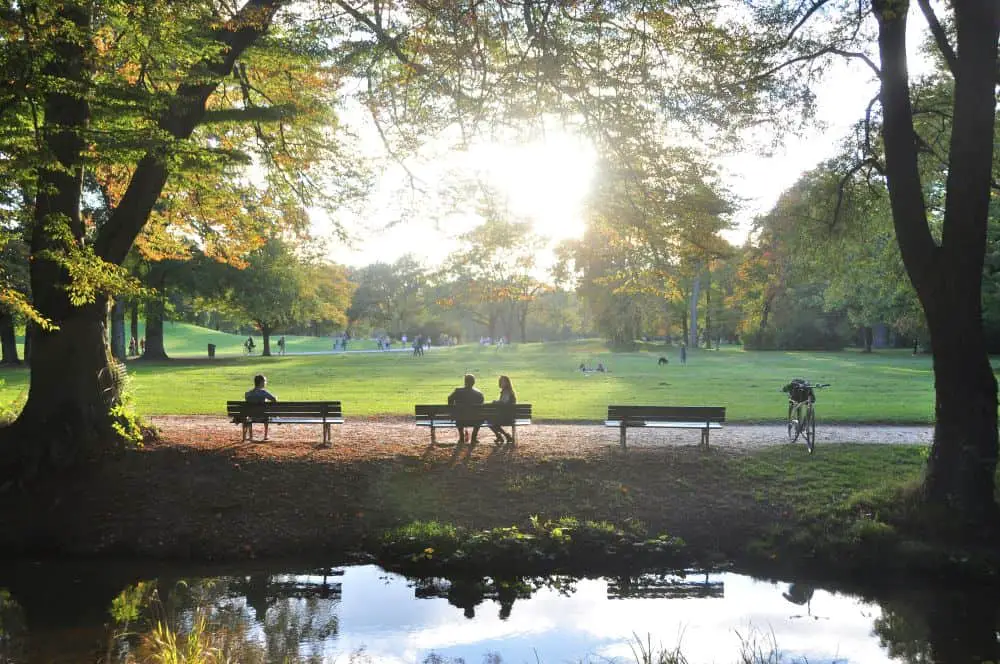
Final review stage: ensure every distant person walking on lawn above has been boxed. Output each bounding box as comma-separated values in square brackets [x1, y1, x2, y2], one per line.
[245, 336, 255, 355]
[447, 373, 484, 444]
[245, 374, 277, 441]
[277, 335, 286, 355]
[488, 375, 516, 444]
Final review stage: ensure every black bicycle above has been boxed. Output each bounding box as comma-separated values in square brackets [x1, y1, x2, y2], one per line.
[782, 379, 830, 453]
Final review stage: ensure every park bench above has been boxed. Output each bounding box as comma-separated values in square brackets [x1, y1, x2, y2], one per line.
[227, 401, 344, 445]
[414, 403, 532, 445]
[605, 405, 725, 449]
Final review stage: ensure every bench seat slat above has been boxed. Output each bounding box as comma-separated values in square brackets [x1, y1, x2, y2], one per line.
[606, 405, 726, 449]
[226, 400, 344, 444]
[417, 418, 532, 427]
[414, 404, 532, 445]
[604, 420, 723, 429]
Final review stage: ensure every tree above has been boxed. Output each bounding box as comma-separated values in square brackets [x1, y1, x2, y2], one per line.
[347, 256, 426, 337]
[439, 213, 546, 342]
[0, 0, 372, 479]
[682, 0, 999, 530]
[222, 238, 331, 356]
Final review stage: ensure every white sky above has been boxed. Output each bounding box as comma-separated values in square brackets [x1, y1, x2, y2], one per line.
[317, 8, 932, 270]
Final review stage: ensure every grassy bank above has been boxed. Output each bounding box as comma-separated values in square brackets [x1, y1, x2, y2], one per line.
[371, 443, 941, 576]
[0, 332, 944, 421]
[0, 423, 947, 575]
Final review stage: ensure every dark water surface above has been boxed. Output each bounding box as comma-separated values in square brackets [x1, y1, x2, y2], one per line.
[0, 560, 994, 663]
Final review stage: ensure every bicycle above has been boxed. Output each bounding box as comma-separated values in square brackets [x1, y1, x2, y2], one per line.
[782, 379, 830, 453]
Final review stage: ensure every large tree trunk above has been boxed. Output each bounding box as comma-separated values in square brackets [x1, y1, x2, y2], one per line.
[129, 302, 139, 351]
[876, 0, 1000, 531]
[110, 300, 127, 361]
[142, 300, 168, 360]
[23, 322, 34, 364]
[688, 273, 701, 348]
[141, 270, 168, 360]
[704, 271, 712, 349]
[0, 313, 20, 365]
[261, 323, 272, 356]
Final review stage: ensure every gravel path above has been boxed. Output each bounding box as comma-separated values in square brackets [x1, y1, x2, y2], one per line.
[149, 416, 933, 461]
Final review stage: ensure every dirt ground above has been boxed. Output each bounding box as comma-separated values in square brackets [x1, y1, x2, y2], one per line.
[0, 417, 931, 563]
[150, 415, 932, 458]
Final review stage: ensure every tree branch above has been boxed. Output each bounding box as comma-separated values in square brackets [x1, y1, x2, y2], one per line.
[916, 0, 958, 76]
[742, 45, 880, 87]
[782, 0, 832, 46]
[832, 158, 880, 228]
[95, 0, 289, 265]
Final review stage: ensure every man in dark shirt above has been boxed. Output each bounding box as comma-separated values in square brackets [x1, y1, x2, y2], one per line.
[447, 373, 484, 443]
[245, 374, 277, 440]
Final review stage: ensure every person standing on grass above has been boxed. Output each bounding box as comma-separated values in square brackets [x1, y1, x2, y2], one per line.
[488, 374, 516, 443]
[277, 335, 286, 355]
[447, 373, 484, 444]
[245, 374, 277, 441]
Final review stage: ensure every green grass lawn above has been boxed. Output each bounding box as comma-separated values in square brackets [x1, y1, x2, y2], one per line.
[0, 324, 943, 421]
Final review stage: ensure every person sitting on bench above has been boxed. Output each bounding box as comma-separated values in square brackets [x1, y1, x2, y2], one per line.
[447, 373, 484, 444]
[488, 374, 517, 444]
[245, 373, 277, 441]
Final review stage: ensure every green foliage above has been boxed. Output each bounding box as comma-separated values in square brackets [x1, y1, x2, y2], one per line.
[348, 256, 427, 336]
[438, 214, 549, 340]
[103, 360, 145, 448]
[379, 517, 684, 575]
[741, 284, 851, 351]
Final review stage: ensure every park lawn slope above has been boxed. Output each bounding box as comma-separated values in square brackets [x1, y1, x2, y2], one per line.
[0, 338, 947, 422]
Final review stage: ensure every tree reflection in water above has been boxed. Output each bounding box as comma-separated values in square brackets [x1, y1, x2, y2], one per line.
[3, 566, 1000, 662]
[0, 588, 27, 662]
[874, 583, 1000, 664]
[102, 572, 340, 663]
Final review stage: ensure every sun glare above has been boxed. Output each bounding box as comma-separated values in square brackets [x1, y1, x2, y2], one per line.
[467, 134, 596, 243]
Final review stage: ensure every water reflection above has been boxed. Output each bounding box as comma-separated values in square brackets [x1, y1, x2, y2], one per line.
[0, 562, 997, 663]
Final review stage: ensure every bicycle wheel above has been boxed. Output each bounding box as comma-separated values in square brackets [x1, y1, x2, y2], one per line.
[787, 403, 801, 443]
[804, 406, 816, 454]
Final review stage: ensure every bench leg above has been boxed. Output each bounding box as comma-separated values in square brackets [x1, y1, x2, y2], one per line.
[242, 422, 249, 442]
[430, 427, 437, 446]
[511, 424, 516, 447]
[701, 428, 709, 448]
[620, 423, 627, 449]
[321, 423, 331, 447]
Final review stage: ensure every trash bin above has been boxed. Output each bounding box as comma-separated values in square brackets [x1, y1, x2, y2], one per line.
[207, 343, 216, 358]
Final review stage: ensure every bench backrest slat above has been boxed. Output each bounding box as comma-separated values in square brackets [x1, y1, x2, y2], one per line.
[415, 404, 531, 424]
[607, 405, 725, 423]
[227, 401, 342, 419]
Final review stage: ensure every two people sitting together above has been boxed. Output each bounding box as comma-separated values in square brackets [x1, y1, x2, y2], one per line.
[447, 373, 516, 444]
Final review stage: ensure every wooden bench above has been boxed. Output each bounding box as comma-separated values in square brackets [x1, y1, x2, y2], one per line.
[605, 405, 725, 449]
[227, 401, 344, 445]
[415, 404, 532, 445]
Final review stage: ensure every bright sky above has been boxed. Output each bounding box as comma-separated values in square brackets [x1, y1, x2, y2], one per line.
[319, 9, 932, 271]
[285, 565, 897, 663]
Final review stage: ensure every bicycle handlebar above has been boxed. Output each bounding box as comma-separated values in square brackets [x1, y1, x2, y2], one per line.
[780, 382, 831, 392]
